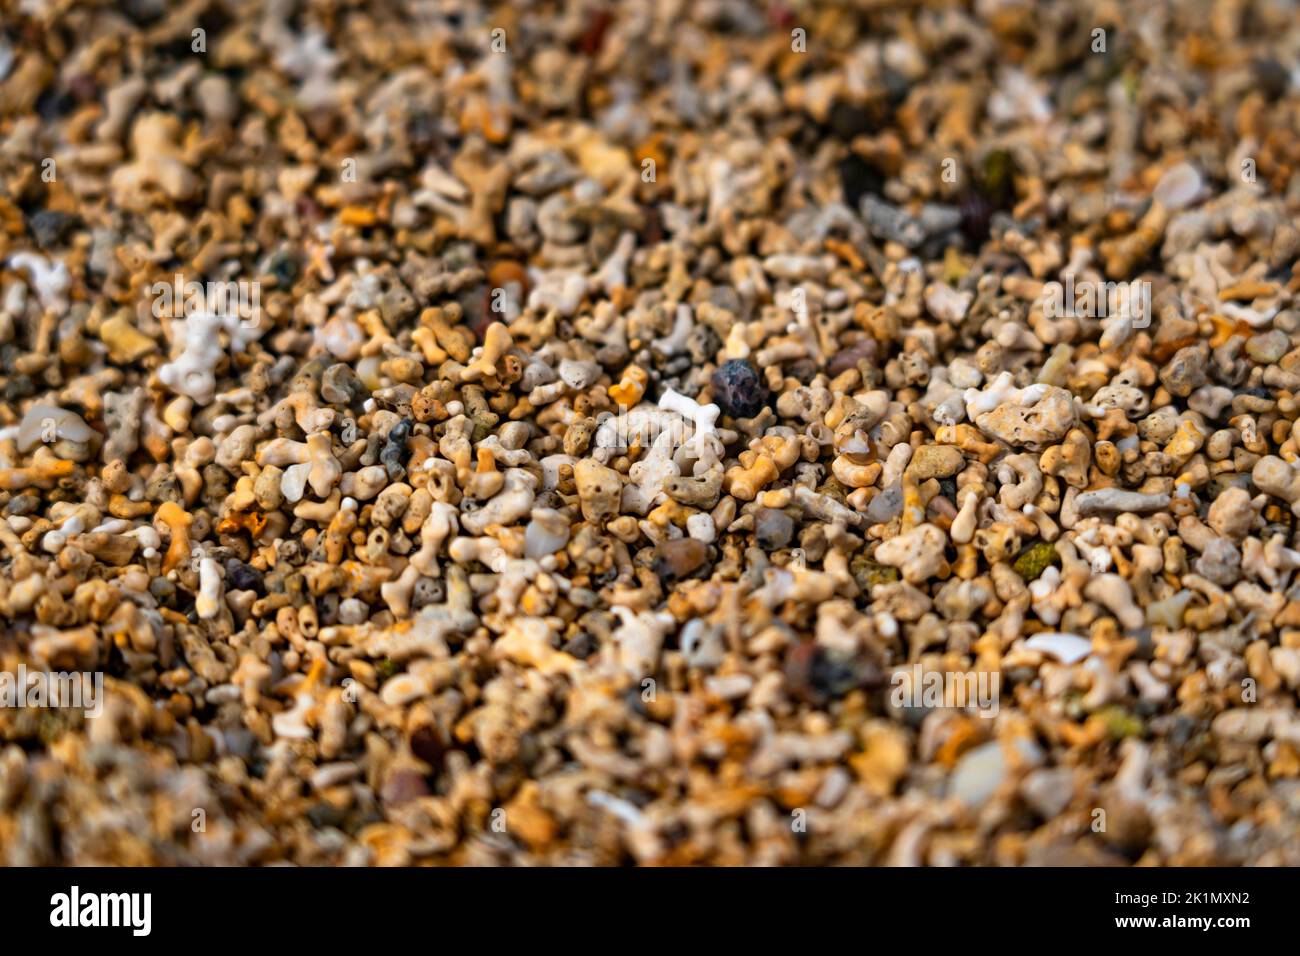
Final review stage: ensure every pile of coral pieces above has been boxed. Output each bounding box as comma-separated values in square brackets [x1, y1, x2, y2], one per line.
[1, 0, 1300, 865]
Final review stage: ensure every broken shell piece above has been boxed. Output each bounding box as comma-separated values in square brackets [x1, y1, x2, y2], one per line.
[16, 404, 96, 455]
[1025, 632, 1093, 665]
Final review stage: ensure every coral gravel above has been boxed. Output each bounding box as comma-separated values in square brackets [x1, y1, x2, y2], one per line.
[0, 0, 1298, 865]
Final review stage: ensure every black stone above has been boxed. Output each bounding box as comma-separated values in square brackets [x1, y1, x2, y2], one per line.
[562, 632, 598, 660]
[754, 508, 795, 551]
[224, 559, 265, 594]
[827, 99, 875, 140]
[29, 210, 78, 249]
[711, 359, 770, 420]
[838, 153, 885, 209]
[1254, 58, 1291, 100]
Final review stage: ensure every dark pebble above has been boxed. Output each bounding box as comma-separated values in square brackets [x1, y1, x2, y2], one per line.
[754, 508, 795, 551]
[29, 210, 78, 249]
[407, 111, 440, 152]
[827, 98, 876, 140]
[808, 647, 862, 699]
[638, 204, 665, 246]
[828, 339, 877, 377]
[838, 153, 885, 209]
[710, 359, 770, 419]
[3, 375, 35, 402]
[149, 577, 176, 606]
[785, 642, 881, 705]
[958, 190, 997, 245]
[785, 643, 843, 704]
[1135, 698, 1161, 718]
[266, 250, 299, 287]
[562, 632, 598, 659]
[35, 89, 75, 121]
[686, 323, 722, 365]
[1253, 58, 1291, 100]
[5, 494, 40, 516]
[306, 802, 346, 829]
[708, 285, 743, 316]
[224, 559, 265, 594]
[317, 592, 340, 625]
[881, 66, 912, 108]
[655, 538, 709, 579]
[409, 724, 449, 767]
[786, 358, 819, 384]
[579, 8, 614, 55]
[380, 418, 412, 480]
[1130, 628, 1156, 661]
